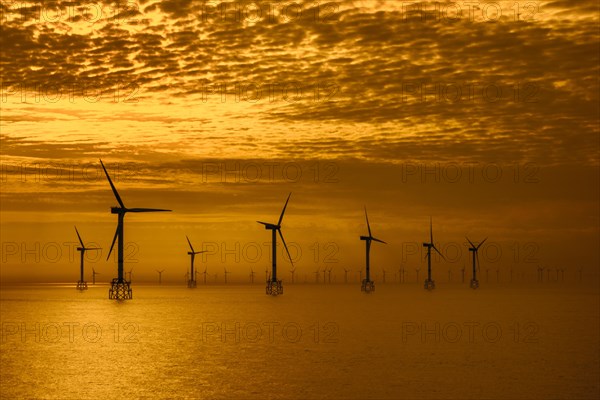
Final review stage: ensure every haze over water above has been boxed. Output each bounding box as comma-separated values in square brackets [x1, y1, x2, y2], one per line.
[1, 283, 598, 399]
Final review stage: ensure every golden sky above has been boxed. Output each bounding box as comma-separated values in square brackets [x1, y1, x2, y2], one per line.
[1, 0, 598, 283]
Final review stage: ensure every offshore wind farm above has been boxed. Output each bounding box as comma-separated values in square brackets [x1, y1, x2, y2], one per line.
[1, 0, 599, 399]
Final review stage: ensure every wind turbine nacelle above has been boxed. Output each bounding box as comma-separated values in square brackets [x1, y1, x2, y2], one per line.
[264, 224, 279, 230]
[423, 243, 431, 247]
[77, 247, 84, 251]
[111, 207, 123, 214]
[360, 236, 370, 241]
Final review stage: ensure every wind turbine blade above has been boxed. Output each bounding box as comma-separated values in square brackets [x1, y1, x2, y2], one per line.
[278, 229, 294, 267]
[365, 206, 372, 237]
[100, 159, 125, 208]
[257, 221, 271, 226]
[74, 226, 84, 247]
[85, 248, 102, 250]
[430, 216, 433, 244]
[466, 237, 476, 248]
[127, 208, 171, 212]
[186, 235, 195, 253]
[371, 237, 387, 244]
[476, 237, 488, 250]
[107, 225, 118, 261]
[194, 251, 208, 254]
[432, 245, 447, 262]
[278, 193, 292, 226]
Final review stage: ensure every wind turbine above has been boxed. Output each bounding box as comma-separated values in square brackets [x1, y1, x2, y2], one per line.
[290, 267, 296, 284]
[92, 268, 100, 285]
[250, 268, 255, 284]
[327, 267, 333, 284]
[423, 217, 445, 290]
[74, 226, 101, 290]
[156, 269, 164, 285]
[224, 267, 230, 284]
[257, 193, 294, 296]
[203, 267, 208, 284]
[127, 268, 133, 282]
[360, 207, 386, 292]
[415, 267, 420, 283]
[186, 236, 206, 288]
[343, 268, 350, 283]
[100, 159, 171, 300]
[314, 268, 320, 283]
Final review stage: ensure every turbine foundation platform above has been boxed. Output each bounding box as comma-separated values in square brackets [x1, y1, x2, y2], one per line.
[109, 278, 132, 300]
[76, 281, 88, 290]
[187, 280, 197, 288]
[424, 279, 435, 290]
[361, 279, 375, 292]
[266, 280, 283, 296]
[470, 279, 479, 289]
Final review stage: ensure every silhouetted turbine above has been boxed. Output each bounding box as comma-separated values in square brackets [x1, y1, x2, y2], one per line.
[74, 226, 100, 289]
[466, 237, 487, 289]
[186, 236, 206, 287]
[423, 217, 445, 290]
[156, 269, 164, 285]
[257, 193, 294, 295]
[360, 207, 386, 292]
[100, 160, 171, 296]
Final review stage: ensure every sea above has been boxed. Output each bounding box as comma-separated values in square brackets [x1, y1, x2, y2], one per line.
[1, 282, 598, 399]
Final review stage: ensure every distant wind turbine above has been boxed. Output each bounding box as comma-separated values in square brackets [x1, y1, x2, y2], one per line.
[74, 226, 101, 290]
[156, 269, 164, 285]
[423, 217, 445, 290]
[360, 207, 386, 292]
[186, 236, 206, 288]
[92, 268, 100, 285]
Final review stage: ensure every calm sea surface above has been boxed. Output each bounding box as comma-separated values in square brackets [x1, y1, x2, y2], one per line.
[1, 283, 598, 399]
